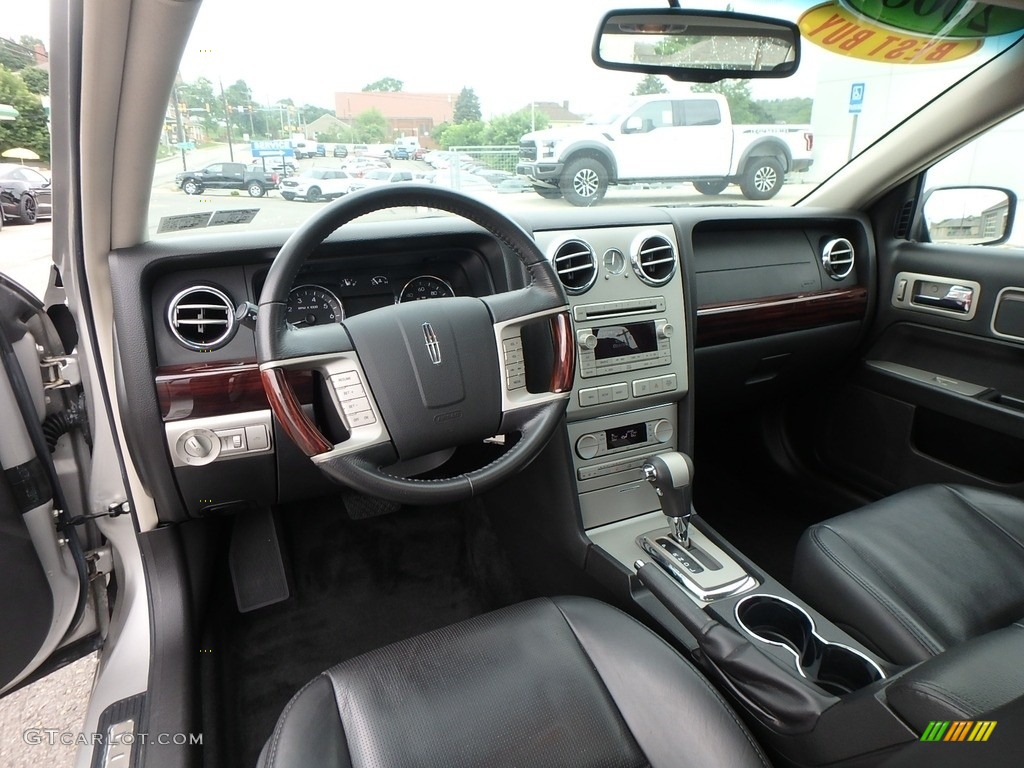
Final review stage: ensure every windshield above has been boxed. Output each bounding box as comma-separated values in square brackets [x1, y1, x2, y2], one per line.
[150, 0, 1024, 238]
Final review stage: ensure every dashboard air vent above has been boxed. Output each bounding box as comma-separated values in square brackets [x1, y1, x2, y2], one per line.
[551, 238, 598, 294]
[167, 286, 236, 351]
[630, 233, 676, 286]
[821, 238, 855, 281]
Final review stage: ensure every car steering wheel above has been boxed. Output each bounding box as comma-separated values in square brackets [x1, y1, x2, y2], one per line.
[257, 184, 575, 504]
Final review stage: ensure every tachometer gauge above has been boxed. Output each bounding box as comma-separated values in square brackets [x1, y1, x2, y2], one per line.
[286, 285, 344, 327]
[398, 275, 455, 303]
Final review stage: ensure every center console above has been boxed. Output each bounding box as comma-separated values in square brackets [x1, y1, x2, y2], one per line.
[536, 221, 922, 766]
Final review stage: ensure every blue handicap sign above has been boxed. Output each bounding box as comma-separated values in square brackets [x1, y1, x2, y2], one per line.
[849, 83, 865, 114]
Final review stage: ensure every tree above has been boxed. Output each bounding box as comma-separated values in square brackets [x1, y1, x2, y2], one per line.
[352, 108, 388, 143]
[362, 77, 403, 93]
[0, 65, 50, 161]
[632, 74, 667, 96]
[692, 79, 770, 124]
[757, 97, 812, 124]
[19, 67, 48, 96]
[300, 104, 332, 125]
[0, 38, 34, 72]
[434, 120, 486, 149]
[453, 87, 481, 124]
[484, 109, 548, 146]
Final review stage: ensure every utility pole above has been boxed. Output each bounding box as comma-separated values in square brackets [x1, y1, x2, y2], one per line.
[219, 78, 235, 161]
[172, 86, 187, 171]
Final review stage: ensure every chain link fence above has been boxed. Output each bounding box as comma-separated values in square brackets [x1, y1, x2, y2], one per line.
[431, 145, 520, 192]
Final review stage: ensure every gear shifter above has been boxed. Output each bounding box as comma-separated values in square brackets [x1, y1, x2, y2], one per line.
[642, 452, 695, 548]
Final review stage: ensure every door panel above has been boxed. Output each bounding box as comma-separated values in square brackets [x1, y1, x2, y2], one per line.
[0, 275, 89, 693]
[806, 234, 1024, 501]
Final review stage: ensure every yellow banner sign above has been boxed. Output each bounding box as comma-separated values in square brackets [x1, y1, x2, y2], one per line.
[799, 2, 983, 64]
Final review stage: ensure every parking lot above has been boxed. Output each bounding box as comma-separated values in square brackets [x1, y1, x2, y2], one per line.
[148, 152, 814, 236]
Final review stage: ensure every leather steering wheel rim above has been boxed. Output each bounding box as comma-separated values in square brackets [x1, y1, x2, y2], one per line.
[257, 183, 574, 505]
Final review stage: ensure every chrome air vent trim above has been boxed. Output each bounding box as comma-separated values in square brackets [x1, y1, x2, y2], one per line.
[550, 238, 598, 295]
[822, 238, 855, 281]
[630, 232, 676, 287]
[167, 285, 236, 351]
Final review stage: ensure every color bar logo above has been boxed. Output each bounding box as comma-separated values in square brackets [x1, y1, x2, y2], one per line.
[920, 721, 997, 742]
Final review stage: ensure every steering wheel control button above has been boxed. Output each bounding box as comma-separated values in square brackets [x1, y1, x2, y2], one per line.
[504, 347, 524, 365]
[342, 397, 372, 415]
[330, 371, 362, 388]
[348, 411, 377, 428]
[506, 374, 526, 390]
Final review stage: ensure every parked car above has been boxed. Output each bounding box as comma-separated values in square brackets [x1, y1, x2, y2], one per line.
[315, 143, 327, 157]
[332, 144, 349, 158]
[174, 162, 278, 196]
[279, 168, 358, 201]
[348, 168, 414, 191]
[13, 3, 1024, 768]
[341, 157, 391, 177]
[392, 147, 411, 160]
[0, 163, 53, 224]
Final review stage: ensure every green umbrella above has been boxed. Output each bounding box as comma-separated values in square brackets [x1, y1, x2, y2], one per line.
[0, 103, 19, 121]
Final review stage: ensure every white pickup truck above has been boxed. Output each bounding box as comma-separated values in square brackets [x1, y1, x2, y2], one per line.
[516, 93, 813, 205]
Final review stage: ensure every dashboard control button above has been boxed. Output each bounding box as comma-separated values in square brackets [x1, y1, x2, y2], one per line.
[245, 425, 270, 451]
[576, 433, 601, 460]
[597, 386, 615, 404]
[611, 382, 629, 401]
[578, 387, 600, 407]
[632, 379, 651, 397]
[657, 323, 675, 339]
[577, 331, 598, 350]
[653, 419, 674, 444]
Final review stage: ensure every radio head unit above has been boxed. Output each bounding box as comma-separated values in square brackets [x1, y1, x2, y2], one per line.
[578, 318, 673, 378]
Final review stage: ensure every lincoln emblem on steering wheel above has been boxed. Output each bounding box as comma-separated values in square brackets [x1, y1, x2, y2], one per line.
[422, 323, 442, 365]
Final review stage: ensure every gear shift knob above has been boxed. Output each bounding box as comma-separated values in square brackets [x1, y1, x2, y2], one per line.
[642, 452, 695, 547]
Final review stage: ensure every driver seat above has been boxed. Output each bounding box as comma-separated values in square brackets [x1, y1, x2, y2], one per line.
[257, 596, 770, 767]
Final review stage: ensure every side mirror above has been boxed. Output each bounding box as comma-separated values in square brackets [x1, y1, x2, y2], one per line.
[922, 186, 1016, 246]
[623, 116, 644, 134]
[593, 8, 799, 83]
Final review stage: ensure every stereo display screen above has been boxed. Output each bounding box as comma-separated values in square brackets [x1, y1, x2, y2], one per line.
[593, 320, 658, 361]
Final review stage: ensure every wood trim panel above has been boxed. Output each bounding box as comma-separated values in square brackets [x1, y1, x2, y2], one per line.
[549, 311, 576, 394]
[260, 368, 332, 456]
[695, 286, 868, 347]
[155, 362, 313, 421]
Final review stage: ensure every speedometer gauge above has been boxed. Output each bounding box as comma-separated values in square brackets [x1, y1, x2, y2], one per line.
[286, 285, 344, 327]
[398, 276, 456, 303]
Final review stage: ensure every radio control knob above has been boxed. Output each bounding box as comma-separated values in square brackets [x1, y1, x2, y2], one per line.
[653, 419, 674, 444]
[575, 433, 601, 460]
[577, 331, 598, 350]
[657, 323, 675, 340]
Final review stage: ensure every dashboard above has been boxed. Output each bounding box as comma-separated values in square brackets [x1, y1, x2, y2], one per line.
[107, 208, 874, 523]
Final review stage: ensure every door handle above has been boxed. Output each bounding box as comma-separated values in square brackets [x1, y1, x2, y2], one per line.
[912, 284, 974, 313]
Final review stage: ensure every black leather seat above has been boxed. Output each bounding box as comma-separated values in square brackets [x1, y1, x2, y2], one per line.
[793, 484, 1024, 666]
[257, 596, 770, 768]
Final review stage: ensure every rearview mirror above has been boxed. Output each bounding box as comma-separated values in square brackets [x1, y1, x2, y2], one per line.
[593, 8, 800, 83]
[922, 186, 1016, 246]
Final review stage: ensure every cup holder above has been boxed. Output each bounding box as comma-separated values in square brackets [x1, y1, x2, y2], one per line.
[735, 594, 885, 696]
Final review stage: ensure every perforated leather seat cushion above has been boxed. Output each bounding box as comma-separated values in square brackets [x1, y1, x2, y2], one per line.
[258, 596, 770, 768]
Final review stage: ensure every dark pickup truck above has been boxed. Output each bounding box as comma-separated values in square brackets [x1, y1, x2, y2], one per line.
[174, 162, 278, 197]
